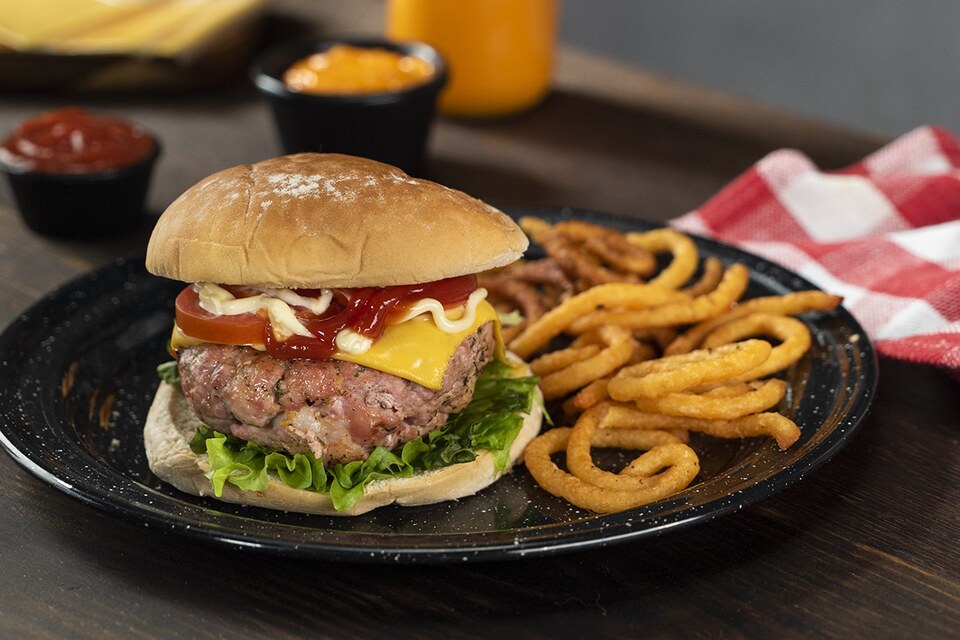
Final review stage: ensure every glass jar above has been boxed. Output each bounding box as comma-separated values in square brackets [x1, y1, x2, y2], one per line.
[386, 0, 557, 118]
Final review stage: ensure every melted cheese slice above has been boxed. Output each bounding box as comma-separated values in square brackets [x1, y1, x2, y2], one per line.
[169, 300, 502, 390]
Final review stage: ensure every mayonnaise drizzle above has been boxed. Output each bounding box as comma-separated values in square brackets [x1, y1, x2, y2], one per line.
[392, 288, 489, 333]
[255, 286, 333, 316]
[335, 328, 374, 354]
[196, 283, 319, 339]
[195, 282, 489, 352]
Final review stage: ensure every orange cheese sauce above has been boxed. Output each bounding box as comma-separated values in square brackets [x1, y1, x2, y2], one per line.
[282, 44, 435, 95]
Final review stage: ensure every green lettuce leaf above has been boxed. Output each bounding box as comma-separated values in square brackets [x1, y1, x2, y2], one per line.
[496, 309, 524, 327]
[157, 360, 180, 385]
[188, 360, 539, 512]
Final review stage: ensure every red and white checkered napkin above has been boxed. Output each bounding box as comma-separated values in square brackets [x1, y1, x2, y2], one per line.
[671, 125, 960, 374]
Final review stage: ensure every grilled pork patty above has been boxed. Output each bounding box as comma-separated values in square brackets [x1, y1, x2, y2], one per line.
[177, 322, 496, 465]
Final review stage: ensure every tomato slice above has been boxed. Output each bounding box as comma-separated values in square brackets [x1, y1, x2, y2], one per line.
[174, 286, 267, 346]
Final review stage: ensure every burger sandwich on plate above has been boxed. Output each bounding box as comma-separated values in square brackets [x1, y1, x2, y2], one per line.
[143, 153, 542, 516]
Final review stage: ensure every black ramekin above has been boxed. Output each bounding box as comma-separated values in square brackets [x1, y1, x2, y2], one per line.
[251, 37, 448, 175]
[2, 141, 161, 239]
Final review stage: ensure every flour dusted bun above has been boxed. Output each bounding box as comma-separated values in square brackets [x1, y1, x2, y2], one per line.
[145, 153, 528, 288]
[144, 379, 543, 516]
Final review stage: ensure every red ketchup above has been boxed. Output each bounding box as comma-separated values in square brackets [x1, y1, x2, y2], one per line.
[264, 275, 479, 359]
[0, 107, 155, 174]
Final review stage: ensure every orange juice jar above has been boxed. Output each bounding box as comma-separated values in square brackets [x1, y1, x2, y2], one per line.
[386, 0, 557, 118]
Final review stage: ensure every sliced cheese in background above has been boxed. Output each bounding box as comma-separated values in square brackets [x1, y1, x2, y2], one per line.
[0, 0, 264, 56]
[169, 301, 502, 390]
[0, 0, 143, 49]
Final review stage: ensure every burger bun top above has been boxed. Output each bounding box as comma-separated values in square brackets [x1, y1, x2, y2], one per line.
[145, 153, 528, 288]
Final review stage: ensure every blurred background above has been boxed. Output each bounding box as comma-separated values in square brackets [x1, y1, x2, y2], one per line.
[561, 0, 957, 138]
[0, 0, 946, 231]
[3, 0, 952, 139]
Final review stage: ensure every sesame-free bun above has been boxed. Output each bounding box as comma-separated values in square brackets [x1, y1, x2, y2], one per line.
[145, 153, 528, 288]
[143, 376, 543, 516]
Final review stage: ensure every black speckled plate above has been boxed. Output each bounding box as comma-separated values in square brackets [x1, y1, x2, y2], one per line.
[0, 208, 877, 563]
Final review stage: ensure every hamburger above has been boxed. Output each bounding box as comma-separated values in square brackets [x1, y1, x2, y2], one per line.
[143, 153, 542, 516]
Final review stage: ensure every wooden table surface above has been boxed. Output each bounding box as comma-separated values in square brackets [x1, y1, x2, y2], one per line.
[1, 3, 958, 638]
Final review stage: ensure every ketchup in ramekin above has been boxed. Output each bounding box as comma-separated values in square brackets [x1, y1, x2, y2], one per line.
[0, 107, 156, 174]
[0, 108, 161, 238]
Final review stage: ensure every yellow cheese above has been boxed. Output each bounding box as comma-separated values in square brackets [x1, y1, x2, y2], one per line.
[169, 323, 206, 351]
[335, 300, 500, 389]
[169, 300, 502, 390]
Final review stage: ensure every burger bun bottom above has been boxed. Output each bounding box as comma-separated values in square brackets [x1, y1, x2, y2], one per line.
[143, 380, 543, 517]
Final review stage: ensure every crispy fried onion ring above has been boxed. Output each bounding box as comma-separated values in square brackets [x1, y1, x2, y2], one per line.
[682, 256, 725, 297]
[629, 379, 787, 420]
[567, 377, 612, 413]
[625, 228, 699, 290]
[519, 216, 553, 244]
[480, 276, 546, 325]
[700, 312, 811, 381]
[665, 290, 841, 356]
[508, 283, 689, 359]
[505, 258, 575, 293]
[524, 407, 700, 513]
[566, 263, 750, 334]
[530, 325, 638, 399]
[593, 402, 801, 450]
[566, 406, 699, 491]
[480, 259, 576, 341]
[541, 221, 657, 286]
[480, 260, 574, 316]
[607, 339, 773, 400]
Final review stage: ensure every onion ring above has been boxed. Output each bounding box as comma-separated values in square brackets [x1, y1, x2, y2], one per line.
[682, 257, 725, 297]
[523, 426, 700, 513]
[566, 263, 750, 333]
[565, 406, 699, 491]
[508, 283, 689, 359]
[607, 339, 773, 399]
[665, 290, 842, 355]
[530, 344, 602, 377]
[625, 228, 699, 290]
[518, 216, 553, 244]
[701, 312, 812, 381]
[591, 402, 801, 450]
[533, 325, 637, 399]
[630, 379, 788, 420]
[583, 234, 656, 277]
